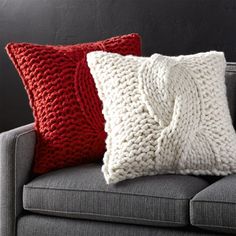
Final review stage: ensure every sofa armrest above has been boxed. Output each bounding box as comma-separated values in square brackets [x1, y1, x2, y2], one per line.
[0, 124, 36, 236]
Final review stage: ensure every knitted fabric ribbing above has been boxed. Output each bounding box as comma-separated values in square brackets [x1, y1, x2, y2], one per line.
[87, 51, 236, 184]
[6, 33, 141, 174]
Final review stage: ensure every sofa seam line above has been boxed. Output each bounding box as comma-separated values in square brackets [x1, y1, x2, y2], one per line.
[24, 186, 193, 201]
[24, 207, 185, 225]
[191, 200, 236, 205]
[193, 222, 236, 230]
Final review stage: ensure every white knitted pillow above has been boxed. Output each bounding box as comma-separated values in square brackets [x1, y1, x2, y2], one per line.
[87, 51, 236, 184]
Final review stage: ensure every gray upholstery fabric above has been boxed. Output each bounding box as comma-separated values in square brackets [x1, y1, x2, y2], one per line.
[190, 174, 236, 234]
[17, 214, 225, 236]
[23, 164, 209, 227]
[225, 63, 236, 129]
[0, 124, 36, 236]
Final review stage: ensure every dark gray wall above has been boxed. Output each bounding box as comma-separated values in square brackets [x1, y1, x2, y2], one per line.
[1, 0, 236, 132]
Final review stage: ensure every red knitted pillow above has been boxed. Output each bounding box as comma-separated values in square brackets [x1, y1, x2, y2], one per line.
[6, 33, 141, 174]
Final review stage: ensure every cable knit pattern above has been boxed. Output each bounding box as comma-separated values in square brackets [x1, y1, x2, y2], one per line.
[6, 34, 141, 174]
[87, 51, 236, 184]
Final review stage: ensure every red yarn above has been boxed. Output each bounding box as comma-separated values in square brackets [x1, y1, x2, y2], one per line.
[6, 34, 141, 174]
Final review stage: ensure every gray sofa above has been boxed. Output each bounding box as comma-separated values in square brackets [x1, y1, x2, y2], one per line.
[1, 1, 236, 235]
[0, 64, 236, 236]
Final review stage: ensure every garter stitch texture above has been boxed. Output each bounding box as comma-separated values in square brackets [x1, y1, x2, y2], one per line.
[87, 51, 236, 184]
[6, 33, 141, 174]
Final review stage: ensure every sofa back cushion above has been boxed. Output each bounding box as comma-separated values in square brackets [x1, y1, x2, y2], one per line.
[226, 63, 236, 129]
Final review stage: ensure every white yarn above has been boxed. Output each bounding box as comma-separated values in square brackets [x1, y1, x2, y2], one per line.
[87, 51, 236, 184]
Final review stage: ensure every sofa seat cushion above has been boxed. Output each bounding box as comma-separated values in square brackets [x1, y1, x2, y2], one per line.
[23, 164, 209, 228]
[190, 175, 236, 234]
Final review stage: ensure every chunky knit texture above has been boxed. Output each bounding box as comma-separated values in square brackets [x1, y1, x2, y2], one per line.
[6, 34, 141, 174]
[87, 51, 236, 184]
